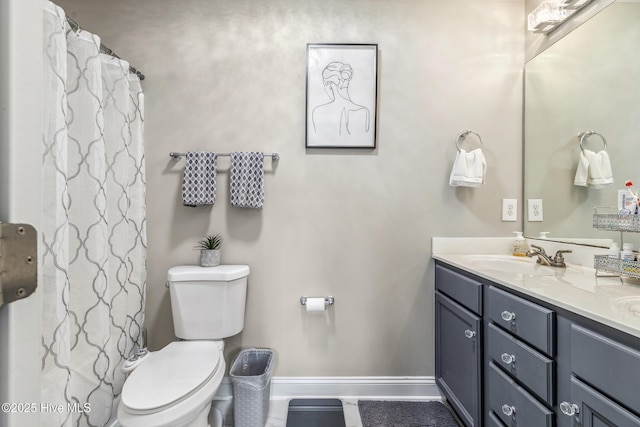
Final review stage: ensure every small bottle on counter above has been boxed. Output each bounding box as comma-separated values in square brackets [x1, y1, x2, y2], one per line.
[621, 243, 635, 261]
[513, 232, 528, 257]
[608, 242, 620, 259]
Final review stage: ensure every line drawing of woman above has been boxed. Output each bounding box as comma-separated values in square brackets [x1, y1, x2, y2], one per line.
[312, 62, 371, 138]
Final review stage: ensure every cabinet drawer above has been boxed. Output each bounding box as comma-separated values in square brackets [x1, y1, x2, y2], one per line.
[486, 285, 554, 355]
[488, 362, 554, 427]
[435, 263, 482, 314]
[571, 324, 640, 414]
[487, 323, 554, 405]
[564, 376, 640, 426]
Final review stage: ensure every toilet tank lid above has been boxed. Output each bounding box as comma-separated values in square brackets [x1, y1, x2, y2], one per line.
[168, 265, 250, 282]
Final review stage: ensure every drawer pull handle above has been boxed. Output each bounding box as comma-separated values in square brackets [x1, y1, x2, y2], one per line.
[501, 404, 516, 417]
[501, 353, 516, 365]
[464, 329, 476, 339]
[560, 401, 580, 417]
[501, 311, 516, 322]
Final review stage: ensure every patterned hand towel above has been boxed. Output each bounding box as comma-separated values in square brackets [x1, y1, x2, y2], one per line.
[182, 152, 217, 207]
[230, 152, 264, 209]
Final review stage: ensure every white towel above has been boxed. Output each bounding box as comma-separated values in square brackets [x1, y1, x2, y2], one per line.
[182, 152, 217, 207]
[230, 152, 265, 209]
[573, 149, 613, 189]
[449, 148, 486, 187]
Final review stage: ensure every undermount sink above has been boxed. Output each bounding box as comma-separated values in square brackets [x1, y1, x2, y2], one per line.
[463, 254, 563, 276]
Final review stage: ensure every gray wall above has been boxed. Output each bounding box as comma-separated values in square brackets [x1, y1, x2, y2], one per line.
[56, 0, 524, 377]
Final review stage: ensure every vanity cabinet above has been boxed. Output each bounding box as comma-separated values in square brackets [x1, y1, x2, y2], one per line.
[434, 260, 640, 427]
[435, 264, 483, 427]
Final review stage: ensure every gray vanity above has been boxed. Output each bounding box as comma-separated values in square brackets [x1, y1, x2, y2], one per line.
[433, 241, 640, 427]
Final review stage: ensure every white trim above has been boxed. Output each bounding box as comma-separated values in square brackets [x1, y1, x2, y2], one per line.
[215, 376, 442, 401]
[0, 1, 43, 427]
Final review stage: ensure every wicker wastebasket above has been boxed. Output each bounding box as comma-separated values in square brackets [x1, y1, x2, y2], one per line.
[229, 348, 274, 427]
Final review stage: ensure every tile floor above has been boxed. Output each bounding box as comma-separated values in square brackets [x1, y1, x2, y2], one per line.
[264, 397, 363, 427]
[219, 397, 460, 427]
[216, 397, 364, 427]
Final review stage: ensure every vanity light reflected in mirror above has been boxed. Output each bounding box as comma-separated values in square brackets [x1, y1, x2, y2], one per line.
[528, 0, 595, 33]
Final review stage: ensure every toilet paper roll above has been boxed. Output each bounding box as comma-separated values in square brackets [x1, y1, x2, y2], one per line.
[305, 298, 326, 312]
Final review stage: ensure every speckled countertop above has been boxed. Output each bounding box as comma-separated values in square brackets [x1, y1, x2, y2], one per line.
[432, 237, 640, 339]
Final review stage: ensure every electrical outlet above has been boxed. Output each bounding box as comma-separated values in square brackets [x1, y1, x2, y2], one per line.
[502, 199, 517, 221]
[528, 199, 544, 222]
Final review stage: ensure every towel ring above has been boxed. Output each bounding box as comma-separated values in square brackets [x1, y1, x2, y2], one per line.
[578, 131, 607, 154]
[455, 130, 484, 152]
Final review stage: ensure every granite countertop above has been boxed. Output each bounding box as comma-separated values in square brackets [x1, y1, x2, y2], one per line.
[433, 237, 640, 339]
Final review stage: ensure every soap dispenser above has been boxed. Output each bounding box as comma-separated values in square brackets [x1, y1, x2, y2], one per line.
[513, 232, 527, 257]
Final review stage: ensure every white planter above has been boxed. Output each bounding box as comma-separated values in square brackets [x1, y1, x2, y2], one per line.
[200, 249, 220, 267]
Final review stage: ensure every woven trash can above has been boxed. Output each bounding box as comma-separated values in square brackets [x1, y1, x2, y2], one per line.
[229, 348, 274, 427]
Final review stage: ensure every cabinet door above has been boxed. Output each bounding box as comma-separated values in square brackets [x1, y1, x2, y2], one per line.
[558, 377, 640, 427]
[435, 291, 482, 427]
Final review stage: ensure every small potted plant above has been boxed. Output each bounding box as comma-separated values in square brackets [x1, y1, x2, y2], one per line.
[197, 234, 222, 267]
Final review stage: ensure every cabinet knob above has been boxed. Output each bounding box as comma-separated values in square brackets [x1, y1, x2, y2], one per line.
[501, 353, 516, 365]
[501, 404, 516, 417]
[501, 311, 516, 322]
[464, 329, 476, 339]
[559, 401, 580, 417]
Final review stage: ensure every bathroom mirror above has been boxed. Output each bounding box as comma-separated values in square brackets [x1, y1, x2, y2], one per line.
[524, 0, 640, 248]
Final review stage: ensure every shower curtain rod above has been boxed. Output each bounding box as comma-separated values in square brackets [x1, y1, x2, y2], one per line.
[66, 17, 145, 81]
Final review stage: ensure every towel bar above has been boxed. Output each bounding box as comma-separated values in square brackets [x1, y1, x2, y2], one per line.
[170, 152, 280, 161]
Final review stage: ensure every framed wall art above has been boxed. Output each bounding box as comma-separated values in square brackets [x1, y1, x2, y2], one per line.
[305, 44, 378, 149]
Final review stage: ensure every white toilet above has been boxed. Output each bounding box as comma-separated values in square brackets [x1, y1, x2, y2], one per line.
[117, 264, 250, 427]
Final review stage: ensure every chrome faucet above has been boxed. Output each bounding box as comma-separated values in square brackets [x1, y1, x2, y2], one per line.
[526, 244, 572, 268]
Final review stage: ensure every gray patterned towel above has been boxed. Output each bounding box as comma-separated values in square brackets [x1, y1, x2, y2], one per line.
[230, 152, 264, 209]
[182, 151, 217, 207]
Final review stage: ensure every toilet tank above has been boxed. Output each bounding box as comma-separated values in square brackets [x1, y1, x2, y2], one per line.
[167, 265, 249, 340]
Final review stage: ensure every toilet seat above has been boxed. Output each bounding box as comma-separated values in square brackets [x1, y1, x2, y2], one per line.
[121, 341, 221, 414]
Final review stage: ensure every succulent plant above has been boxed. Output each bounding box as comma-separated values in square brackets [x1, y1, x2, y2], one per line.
[197, 234, 223, 250]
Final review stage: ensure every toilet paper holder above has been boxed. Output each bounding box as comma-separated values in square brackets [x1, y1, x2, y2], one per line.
[300, 296, 334, 307]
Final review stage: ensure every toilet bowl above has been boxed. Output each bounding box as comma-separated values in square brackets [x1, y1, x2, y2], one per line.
[117, 264, 250, 427]
[117, 341, 225, 427]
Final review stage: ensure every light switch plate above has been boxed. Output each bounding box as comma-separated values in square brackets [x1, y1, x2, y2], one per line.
[502, 199, 517, 222]
[528, 199, 543, 222]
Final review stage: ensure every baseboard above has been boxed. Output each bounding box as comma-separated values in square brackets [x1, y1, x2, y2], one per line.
[215, 376, 442, 400]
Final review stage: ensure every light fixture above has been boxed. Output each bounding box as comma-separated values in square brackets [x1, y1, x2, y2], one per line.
[527, 0, 595, 34]
[558, 0, 593, 9]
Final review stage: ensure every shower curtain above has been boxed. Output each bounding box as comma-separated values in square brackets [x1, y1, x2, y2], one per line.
[41, 2, 147, 426]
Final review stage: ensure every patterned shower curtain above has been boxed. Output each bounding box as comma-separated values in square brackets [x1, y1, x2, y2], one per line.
[41, 2, 147, 426]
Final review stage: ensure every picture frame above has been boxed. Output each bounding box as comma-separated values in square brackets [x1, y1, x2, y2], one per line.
[305, 44, 378, 149]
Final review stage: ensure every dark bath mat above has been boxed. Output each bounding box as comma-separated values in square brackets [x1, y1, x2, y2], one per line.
[358, 400, 459, 427]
